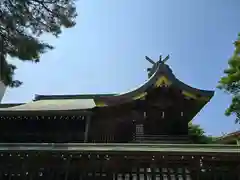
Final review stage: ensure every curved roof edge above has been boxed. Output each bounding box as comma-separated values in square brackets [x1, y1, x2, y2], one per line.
[95, 62, 214, 106]
[0, 61, 214, 113]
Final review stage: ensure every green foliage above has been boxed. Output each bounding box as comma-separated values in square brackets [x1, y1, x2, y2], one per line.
[188, 123, 216, 144]
[218, 33, 240, 124]
[0, 0, 77, 87]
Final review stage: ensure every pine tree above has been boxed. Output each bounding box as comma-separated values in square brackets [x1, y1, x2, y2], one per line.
[218, 33, 240, 124]
[0, 0, 77, 87]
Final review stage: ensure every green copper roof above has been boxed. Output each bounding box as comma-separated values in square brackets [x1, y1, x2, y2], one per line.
[0, 99, 96, 112]
[35, 62, 214, 106]
[0, 57, 215, 113]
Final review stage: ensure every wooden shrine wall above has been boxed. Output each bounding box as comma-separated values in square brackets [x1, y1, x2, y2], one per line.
[0, 150, 238, 180]
[0, 115, 87, 143]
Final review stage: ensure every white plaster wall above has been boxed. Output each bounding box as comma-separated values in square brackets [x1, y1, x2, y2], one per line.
[0, 81, 6, 102]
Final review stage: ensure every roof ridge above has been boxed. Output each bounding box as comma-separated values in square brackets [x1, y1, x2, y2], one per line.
[34, 93, 117, 100]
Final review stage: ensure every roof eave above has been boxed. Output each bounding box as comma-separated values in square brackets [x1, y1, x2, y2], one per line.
[0, 110, 93, 116]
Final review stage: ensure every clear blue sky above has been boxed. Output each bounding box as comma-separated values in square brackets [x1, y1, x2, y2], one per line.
[2, 0, 240, 135]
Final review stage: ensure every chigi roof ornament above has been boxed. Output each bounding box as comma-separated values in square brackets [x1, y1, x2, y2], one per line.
[146, 55, 170, 78]
[145, 54, 170, 65]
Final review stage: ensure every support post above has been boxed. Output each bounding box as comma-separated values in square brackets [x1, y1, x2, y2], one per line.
[64, 159, 70, 180]
[236, 139, 240, 146]
[84, 115, 91, 143]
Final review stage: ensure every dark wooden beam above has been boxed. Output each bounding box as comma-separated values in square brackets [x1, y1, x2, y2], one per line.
[84, 116, 91, 143]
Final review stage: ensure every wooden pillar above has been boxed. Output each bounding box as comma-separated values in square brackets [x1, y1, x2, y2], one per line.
[237, 164, 240, 180]
[64, 159, 70, 180]
[190, 156, 200, 180]
[236, 139, 240, 146]
[84, 115, 91, 143]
